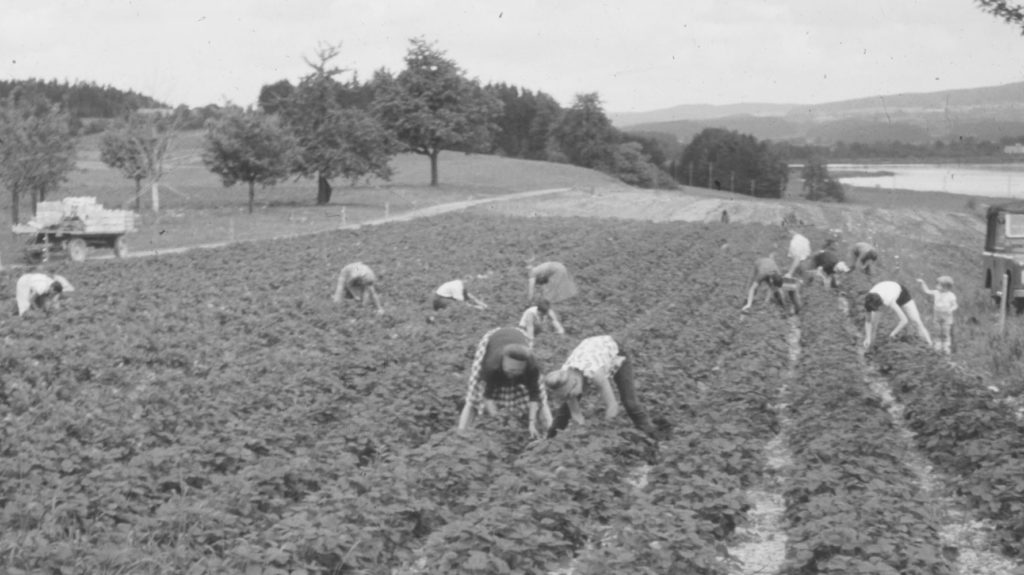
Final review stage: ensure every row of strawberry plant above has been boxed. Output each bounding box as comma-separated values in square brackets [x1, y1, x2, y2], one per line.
[210, 221, 748, 573]
[781, 286, 953, 574]
[562, 223, 791, 573]
[401, 222, 792, 573]
[0, 214, 795, 572]
[403, 222, 759, 574]
[840, 267, 1024, 558]
[872, 342, 1024, 556]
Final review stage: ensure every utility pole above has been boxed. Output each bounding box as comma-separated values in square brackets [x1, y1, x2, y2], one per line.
[730, 172, 735, 192]
[708, 163, 714, 189]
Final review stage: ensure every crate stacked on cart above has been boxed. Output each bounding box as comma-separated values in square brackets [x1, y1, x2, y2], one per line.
[13, 197, 138, 262]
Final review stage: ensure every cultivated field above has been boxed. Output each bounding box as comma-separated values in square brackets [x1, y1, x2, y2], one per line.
[1, 142, 1023, 574]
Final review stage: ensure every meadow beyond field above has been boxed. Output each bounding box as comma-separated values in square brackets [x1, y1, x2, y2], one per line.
[0, 130, 633, 265]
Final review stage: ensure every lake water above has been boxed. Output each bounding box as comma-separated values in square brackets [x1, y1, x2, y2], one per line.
[830, 162, 1024, 198]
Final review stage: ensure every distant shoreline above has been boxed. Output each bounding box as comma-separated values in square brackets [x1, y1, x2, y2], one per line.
[843, 185, 1006, 212]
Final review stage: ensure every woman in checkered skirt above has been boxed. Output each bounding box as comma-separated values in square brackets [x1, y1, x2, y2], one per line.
[457, 327, 553, 439]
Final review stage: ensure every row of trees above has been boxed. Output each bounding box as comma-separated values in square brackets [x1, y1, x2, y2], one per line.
[772, 135, 1024, 163]
[0, 39, 678, 223]
[0, 90, 77, 223]
[666, 128, 790, 198]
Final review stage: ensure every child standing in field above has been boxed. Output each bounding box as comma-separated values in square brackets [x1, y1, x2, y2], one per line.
[917, 276, 958, 355]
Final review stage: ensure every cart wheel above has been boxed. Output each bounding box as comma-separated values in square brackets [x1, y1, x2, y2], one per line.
[113, 236, 128, 258]
[68, 239, 88, 262]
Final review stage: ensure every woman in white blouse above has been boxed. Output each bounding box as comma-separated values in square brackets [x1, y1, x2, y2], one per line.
[863, 280, 933, 350]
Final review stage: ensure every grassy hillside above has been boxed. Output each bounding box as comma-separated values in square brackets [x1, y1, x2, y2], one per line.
[0, 131, 628, 263]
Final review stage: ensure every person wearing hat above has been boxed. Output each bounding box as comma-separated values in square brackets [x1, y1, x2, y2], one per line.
[917, 276, 958, 355]
[458, 326, 552, 439]
[433, 278, 488, 311]
[333, 262, 383, 314]
[863, 280, 933, 350]
[742, 254, 785, 312]
[542, 335, 657, 439]
[518, 298, 565, 343]
[16, 272, 73, 316]
[527, 261, 578, 303]
[849, 242, 879, 275]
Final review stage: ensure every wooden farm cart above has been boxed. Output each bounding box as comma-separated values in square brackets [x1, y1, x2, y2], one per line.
[12, 197, 137, 263]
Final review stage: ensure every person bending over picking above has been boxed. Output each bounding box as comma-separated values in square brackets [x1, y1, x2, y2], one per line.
[527, 261, 578, 303]
[863, 280, 933, 350]
[742, 254, 784, 312]
[805, 250, 850, 288]
[785, 229, 811, 277]
[849, 242, 879, 275]
[917, 275, 958, 355]
[333, 262, 384, 315]
[458, 327, 553, 439]
[15, 273, 73, 316]
[433, 278, 488, 310]
[519, 298, 565, 343]
[543, 335, 657, 439]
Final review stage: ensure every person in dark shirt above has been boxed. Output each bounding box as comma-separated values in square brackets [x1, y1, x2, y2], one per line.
[805, 250, 850, 288]
[457, 327, 552, 439]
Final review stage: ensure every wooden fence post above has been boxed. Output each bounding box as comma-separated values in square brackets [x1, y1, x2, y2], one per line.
[1000, 273, 1009, 335]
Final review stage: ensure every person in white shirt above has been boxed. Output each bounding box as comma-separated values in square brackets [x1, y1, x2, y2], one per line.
[518, 298, 565, 342]
[332, 262, 383, 315]
[542, 335, 658, 439]
[433, 279, 487, 310]
[16, 273, 73, 316]
[786, 230, 812, 277]
[917, 276, 958, 355]
[863, 280, 933, 350]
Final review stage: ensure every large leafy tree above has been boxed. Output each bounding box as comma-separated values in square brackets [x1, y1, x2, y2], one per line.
[100, 117, 149, 212]
[976, 0, 1024, 32]
[257, 80, 295, 116]
[485, 83, 564, 160]
[552, 93, 618, 170]
[677, 128, 788, 198]
[202, 106, 295, 213]
[372, 38, 502, 186]
[802, 158, 845, 202]
[98, 111, 179, 213]
[282, 44, 396, 204]
[0, 89, 77, 224]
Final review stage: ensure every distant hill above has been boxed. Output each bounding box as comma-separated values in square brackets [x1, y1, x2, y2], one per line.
[615, 81, 1024, 145]
[609, 103, 796, 126]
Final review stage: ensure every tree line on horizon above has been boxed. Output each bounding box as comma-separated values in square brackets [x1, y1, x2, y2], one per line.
[6, 0, 1024, 222]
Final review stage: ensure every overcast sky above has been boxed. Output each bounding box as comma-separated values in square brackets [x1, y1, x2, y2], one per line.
[2, 0, 1023, 113]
